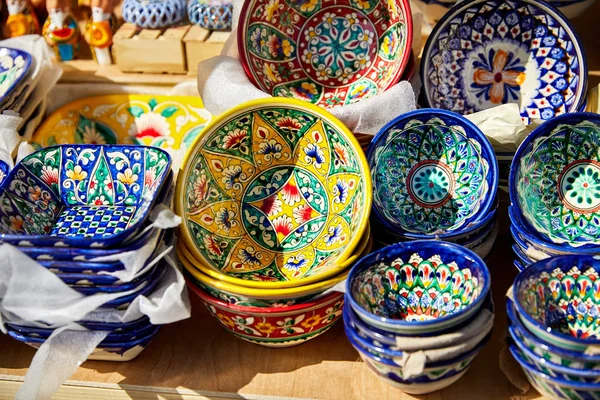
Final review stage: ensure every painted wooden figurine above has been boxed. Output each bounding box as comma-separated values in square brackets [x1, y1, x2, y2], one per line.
[42, 0, 80, 61]
[84, 0, 115, 65]
[4, 0, 41, 37]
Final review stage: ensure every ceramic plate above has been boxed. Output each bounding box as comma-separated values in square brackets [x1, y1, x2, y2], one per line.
[176, 98, 371, 284]
[0, 47, 32, 106]
[421, 0, 587, 123]
[238, 0, 413, 108]
[31, 95, 212, 153]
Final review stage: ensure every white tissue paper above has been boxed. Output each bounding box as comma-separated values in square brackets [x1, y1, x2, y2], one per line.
[197, 0, 420, 136]
[0, 35, 63, 135]
[0, 113, 22, 163]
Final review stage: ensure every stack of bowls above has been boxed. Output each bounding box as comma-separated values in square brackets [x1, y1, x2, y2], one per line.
[367, 109, 499, 259]
[175, 98, 373, 347]
[344, 241, 493, 394]
[509, 113, 600, 272]
[1, 144, 175, 361]
[507, 255, 600, 399]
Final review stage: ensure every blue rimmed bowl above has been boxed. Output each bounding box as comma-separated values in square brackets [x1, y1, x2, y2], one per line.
[346, 323, 491, 394]
[509, 344, 600, 400]
[507, 298, 600, 370]
[346, 241, 491, 334]
[510, 113, 600, 248]
[512, 255, 600, 352]
[421, 0, 588, 124]
[367, 109, 498, 237]
[0, 145, 172, 248]
[0, 47, 32, 107]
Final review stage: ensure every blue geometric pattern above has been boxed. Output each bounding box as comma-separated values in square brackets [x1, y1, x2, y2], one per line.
[188, 1, 233, 31]
[422, 0, 587, 124]
[121, 0, 186, 29]
[51, 206, 137, 238]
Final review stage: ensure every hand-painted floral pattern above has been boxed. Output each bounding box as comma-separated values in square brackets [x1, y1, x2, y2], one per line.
[0, 47, 31, 105]
[182, 104, 367, 282]
[0, 145, 171, 247]
[423, 0, 586, 123]
[239, 0, 411, 107]
[351, 253, 482, 321]
[31, 95, 212, 153]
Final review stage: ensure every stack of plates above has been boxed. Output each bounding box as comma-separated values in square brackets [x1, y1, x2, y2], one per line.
[367, 109, 499, 259]
[344, 241, 493, 394]
[0, 47, 32, 114]
[175, 98, 373, 347]
[1, 144, 175, 361]
[509, 113, 600, 271]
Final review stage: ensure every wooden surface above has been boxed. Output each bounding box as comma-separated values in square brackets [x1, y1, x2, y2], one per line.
[0, 197, 538, 400]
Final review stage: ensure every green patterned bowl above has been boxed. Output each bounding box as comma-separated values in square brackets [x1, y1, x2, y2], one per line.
[510, 113, 600, 247]
[175, 98, 371, 289]
[513, 255, 600, 352]
[367, 109, 498, 236]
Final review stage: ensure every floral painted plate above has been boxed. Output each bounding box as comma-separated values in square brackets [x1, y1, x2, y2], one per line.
[421, 0, 587, 124]
[367, 109, 498, 235]
[176, 98, 371, 286]
[0, 47, 32, 106]
[510, 113, 600, 247]
[31, 95, 212, 154]
[237, 0, 413, 108]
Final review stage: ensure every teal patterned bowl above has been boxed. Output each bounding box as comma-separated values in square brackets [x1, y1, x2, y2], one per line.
[510, 113, 600, 247]
[367, 109, 498, 236]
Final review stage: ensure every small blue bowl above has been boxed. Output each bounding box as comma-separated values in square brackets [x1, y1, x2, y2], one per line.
[346, 240, 491, 334]
[188, 0, 233, 30]
[506, 298, 600, 368]
[122, 0, 186, 28]
[512, 255, 600, 352]
[509, 344, 600, 399]
[367, 109, 498, 237]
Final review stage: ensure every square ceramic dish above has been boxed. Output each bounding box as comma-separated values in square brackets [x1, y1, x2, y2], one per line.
[0, 145, 172, 248]
[0, 47, 32, 107]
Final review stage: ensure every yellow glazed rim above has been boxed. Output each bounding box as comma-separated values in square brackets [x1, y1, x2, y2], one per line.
[175, 97, 372, 285]
[177, 221, 370, 289]
[178, 243, 353, 298]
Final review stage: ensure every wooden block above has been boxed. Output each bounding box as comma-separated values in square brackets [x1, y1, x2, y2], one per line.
[184, 26, 230, 76]
[112, 24, 190, 74]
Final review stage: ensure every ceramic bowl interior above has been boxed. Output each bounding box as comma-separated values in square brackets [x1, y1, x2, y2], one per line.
[421, 0, 587, 123]
[367, 110, 497, 235]
[0, 145, 172, 247]
[176, 98, 371, 285]
[237, 0, 412, 108]
[514, 256, 600, 343]
[511, 114, 600, 247]
[349, 241, 490, 325]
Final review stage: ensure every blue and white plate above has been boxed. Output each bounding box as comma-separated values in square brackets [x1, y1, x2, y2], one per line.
[0, 47, 32, 107]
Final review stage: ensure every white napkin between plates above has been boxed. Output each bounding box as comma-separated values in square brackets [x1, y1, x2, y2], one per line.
[197, 0, 421, 136]
[0, 113, 22, 167]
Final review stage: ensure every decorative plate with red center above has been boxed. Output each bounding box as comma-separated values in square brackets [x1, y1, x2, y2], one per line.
[238, 0, 413, 108]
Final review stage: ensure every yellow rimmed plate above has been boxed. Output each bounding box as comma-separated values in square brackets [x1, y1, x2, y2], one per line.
[31, 94, 212, 152]
[175, 97, 372, 288]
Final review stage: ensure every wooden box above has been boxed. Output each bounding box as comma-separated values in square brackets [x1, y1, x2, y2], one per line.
[184, 26, 230, 76]
[112, 23, 190, 74]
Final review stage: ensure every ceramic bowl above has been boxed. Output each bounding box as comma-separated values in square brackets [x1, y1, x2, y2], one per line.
[100, 264, 166, 310]
[7, 321, 157, 343]
[121, 0, 186, 28]
[0, 47, 32, 106]
[421, 0, 587, 124]
[510, 113, 600, 247]
[177, 222, 370, 289]
[188, 0, 233, 30]
[510, 336, 600, 383]
[67, 263, 163, 294]
[347, 240, 491, 334]
[367, 109, 498, 236]
[0, 145, 172, 248]
[347, 326, 490, 394]
[31, 95, 212, 153]
[7, 325, 161, 361]
[513, 255, 600, 352]
[188, 281, 344, 347]
[507, 298, 600, 369]
[509, 344, 600, 400]
[176, 98, 371, 286]
[237, 0, 413, 108]
[178, 235, 371, 307]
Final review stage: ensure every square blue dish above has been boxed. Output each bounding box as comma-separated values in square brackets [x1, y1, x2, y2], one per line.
[0, 145, 172, 248]
[0, 47, 32, 107]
